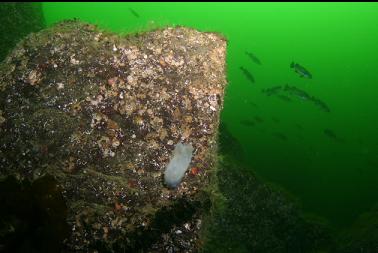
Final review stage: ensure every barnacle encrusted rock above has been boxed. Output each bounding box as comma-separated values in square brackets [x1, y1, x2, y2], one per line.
[0, 20, 227, 252]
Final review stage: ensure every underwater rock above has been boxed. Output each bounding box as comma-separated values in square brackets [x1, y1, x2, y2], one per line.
[0, 20, 227, 252]
[338, 204, 378, 253]
[201, 154, 336, 253]
[201, 128, 336, 252]
[218, 122, 245, 162]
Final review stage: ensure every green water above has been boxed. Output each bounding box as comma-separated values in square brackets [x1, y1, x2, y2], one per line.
[40, 2, 378, 229]
[17, 0, 378, 227]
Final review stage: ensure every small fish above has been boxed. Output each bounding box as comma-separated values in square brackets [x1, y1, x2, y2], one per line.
[254, 116, 264, 123]
[323, 129, 344, 143]
[285, 85, 330, 111]
[284, 84, 311, 100]
[277, 94, 292, 102]
[129, 8, 140, 18]
[290, 62, 312, 79]
[245, 51, 262, 65]
[240, 119, 256, 127]
[311, 97, 331, 112]
[240, 66, 255, 83]
[298, 93, 311, 101]
[261, 85, 282, 96]
[323, 129, 337, 139]
[272, 132, 288, 141]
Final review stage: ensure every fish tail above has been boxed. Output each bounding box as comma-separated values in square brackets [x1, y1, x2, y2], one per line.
[290, 62, 294, 68]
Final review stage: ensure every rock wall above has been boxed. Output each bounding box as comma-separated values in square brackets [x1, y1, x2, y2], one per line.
[0, 20, 227, 252]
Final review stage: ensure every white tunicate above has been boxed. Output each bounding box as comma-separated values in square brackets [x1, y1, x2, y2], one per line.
[164, 142, 194, 188]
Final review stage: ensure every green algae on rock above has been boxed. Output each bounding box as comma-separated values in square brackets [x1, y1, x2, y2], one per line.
[200, 124, 336, 253]
[0, 3, 45, 62]
[0, 20, 227, 252]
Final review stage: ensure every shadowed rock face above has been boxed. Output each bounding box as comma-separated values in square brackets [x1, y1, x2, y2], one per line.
[0, 20, 227, 252]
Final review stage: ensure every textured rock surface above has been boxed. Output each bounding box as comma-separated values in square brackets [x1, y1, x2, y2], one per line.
[201, 123, 335, 253]
[0, 20, 227, 252]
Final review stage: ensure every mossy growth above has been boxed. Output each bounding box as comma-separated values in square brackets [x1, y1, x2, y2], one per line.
[199, 123, 336, 253]
[337, 204, 378, 253]
[0, 3, 45, 62]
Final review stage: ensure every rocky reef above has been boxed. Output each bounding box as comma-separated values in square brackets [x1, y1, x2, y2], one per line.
[0, 20, 227, 252]
[200, 123, 336, 253]
[1, 16, 360, 253]
[337, 204, 378, 253]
